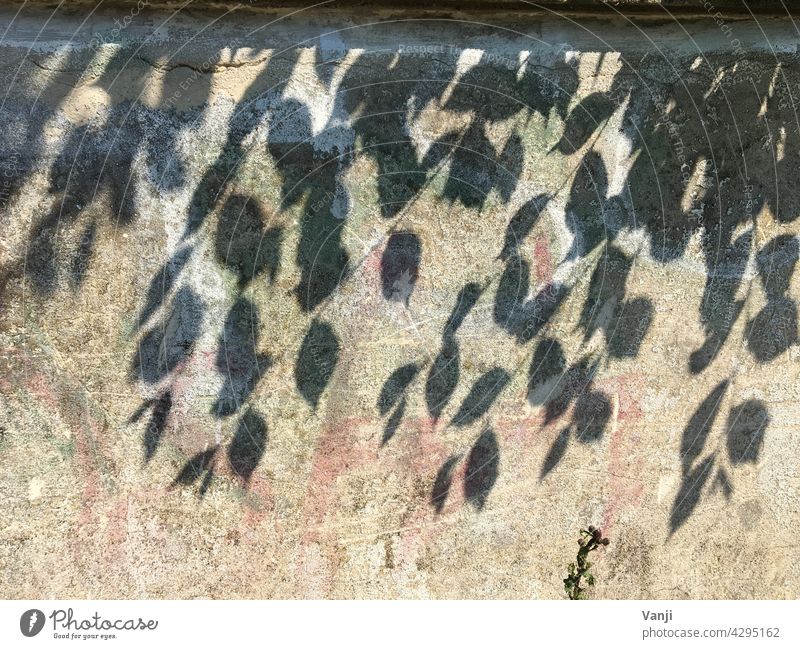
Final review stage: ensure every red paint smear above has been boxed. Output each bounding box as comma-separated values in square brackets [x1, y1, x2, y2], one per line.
[598, 374, 646, 536]
[363, 246, 384, 285]
[14, 350, 124, 573]
[106, 498, 129, 546]
[299, 419, 367, 546]
[389, 418, 451, 565]
[295, 412, 453, 593]
[242, 475, 275, 529]
[534, 235, 554, 285]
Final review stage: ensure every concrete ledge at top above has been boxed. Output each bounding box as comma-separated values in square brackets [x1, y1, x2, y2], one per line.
[1, 0, 794, 17]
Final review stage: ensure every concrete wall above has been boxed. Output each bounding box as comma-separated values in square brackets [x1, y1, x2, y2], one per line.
[0, 2, 798, 598]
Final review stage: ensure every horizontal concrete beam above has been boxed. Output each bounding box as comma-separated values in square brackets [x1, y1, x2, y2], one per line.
[0, 0, 794, 17]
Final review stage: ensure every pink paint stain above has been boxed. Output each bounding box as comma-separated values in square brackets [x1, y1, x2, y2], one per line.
[598, 373, 646, 536]
[534, 234, 554, 285]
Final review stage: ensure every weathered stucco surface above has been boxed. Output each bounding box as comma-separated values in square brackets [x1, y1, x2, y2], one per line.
[0, 2, 798, 599]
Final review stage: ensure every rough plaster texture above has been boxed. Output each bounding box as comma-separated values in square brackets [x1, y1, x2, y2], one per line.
[0, 3, 798, 599]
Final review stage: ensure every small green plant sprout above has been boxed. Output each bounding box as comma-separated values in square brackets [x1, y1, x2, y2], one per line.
[563, 525, 610, 600]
